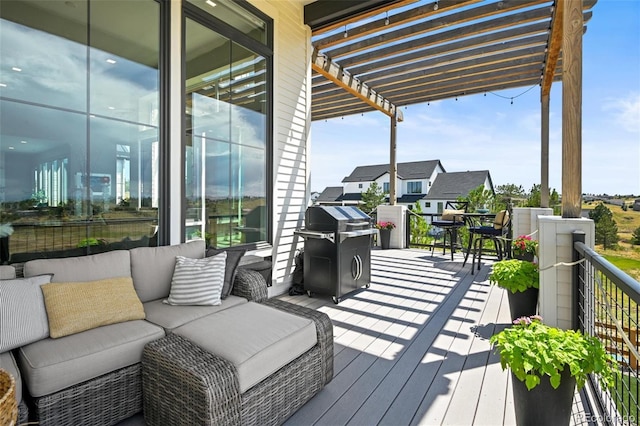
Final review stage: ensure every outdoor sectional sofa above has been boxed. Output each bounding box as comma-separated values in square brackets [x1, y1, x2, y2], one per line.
[0, 240, 333, 425]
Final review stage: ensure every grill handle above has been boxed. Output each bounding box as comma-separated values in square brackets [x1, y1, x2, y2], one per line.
[294, 229, 335, 244]
[339, 228, 377, 243]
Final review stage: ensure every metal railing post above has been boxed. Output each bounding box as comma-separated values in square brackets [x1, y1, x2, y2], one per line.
[405, 210, 411, 248]
[572, 230, 585, 331]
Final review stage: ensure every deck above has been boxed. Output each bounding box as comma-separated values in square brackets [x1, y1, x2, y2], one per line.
[279, 248, 596, 426]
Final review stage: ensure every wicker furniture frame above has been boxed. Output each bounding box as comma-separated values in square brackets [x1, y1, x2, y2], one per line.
[21, 265, 273, 425]
[142, 299, 333, 426]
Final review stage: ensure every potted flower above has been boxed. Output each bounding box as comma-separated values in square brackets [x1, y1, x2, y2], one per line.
[490, 316, 617, 426]
[512, 234, 538, 262]
[374, 221, 395, 249]
[489, 259, 539, 319]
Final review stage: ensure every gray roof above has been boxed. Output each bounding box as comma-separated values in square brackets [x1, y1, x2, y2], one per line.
[342, 160, 444, 183]
[316, 186, 344, 202]
[424, 171, 494, 201]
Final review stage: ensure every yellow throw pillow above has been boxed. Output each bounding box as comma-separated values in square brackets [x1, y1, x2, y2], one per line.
[441, 209, 465, 221]
[41, 276, 145, 338]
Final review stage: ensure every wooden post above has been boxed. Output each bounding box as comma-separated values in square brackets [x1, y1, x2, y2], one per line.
[561, 0, 583, 218]
[389, 113, 397, 206]
[541, 93, 550, 208]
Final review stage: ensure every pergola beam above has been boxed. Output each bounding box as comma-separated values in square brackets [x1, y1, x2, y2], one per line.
[311, 48, 404, 121]
[314, 0, 481, 50]
[542, 0, 564, 97]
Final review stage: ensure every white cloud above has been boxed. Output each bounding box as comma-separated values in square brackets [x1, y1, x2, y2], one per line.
[603, 93, 640, 133]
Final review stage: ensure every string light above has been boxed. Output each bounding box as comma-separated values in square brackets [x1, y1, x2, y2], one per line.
[385, 12, 389, 26]
[343, 25, 348, 38]
[434, 1, 439, 11]
[484, 83, 538, 105]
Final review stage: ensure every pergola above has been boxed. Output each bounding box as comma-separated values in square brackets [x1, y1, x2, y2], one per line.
[304, 0, 597, 217]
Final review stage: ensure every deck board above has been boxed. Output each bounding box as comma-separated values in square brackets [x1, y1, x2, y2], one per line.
[281, 248, 593, 426]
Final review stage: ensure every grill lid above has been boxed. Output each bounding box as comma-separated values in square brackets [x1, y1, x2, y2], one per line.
[305, 206, 371, 232]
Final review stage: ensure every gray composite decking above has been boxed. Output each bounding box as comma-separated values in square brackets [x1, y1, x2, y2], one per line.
[280, 248, 595, 426]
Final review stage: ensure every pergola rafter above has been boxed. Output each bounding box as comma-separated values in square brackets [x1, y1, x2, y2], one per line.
[305, 0, 596, 213]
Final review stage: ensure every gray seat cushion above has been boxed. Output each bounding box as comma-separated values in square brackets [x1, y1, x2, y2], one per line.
[173, 302, 317, 393]
[23, 250, 131, 282]
[0, 265, 16, 279]
[0, 351, 22, 404]
[17, 320, 164, 397]
[143, 295, 247, 331]
[130, 240, 205, 302]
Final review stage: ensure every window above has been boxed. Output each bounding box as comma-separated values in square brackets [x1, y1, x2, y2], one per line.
[0, 0, 160, 261]
[425, 202, 431, 208]
[184, 2, 271, 248]
[358, 183, 362, 189]
[407, 181, 422, 194]
[383, 182, 390, 193]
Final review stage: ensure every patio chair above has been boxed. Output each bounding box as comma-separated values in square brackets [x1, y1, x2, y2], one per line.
[430, 201, 469, 261]
[465, 209, 510, 274]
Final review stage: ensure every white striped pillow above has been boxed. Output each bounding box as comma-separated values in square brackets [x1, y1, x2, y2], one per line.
[164, 252, 227, 306]
[0, 274, 53, 352]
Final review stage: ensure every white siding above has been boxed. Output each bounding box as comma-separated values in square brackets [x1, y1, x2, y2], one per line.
[249, 1, 310, 296]
[344, 181, 368, 194]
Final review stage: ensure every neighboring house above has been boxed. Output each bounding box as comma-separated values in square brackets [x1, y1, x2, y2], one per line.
[342, 160, 444, 199]
[323, 160, 444, 206]
[423, 170, 494, 214]
[317, 161, 493, 213]
[314, 187, 348, 205]
[634, 199, 640, 212]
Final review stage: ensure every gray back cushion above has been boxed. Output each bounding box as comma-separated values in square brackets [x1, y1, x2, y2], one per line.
[24, 250, 131, 282]
[130, 240, 205, 302]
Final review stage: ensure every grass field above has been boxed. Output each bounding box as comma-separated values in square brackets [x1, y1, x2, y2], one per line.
[582, 201, 640, 281]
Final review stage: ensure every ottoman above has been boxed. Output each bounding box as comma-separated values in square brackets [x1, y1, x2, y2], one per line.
[142, 300, 334, 426]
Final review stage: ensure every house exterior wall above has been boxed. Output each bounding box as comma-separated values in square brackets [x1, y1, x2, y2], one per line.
[423, 175, 493, 215]
[344, 181, 370, 194]
[249, 0, 310, 296]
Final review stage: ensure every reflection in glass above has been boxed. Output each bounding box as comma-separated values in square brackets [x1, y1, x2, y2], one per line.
[0, 0, 160, 262]
[187, 0, 267, 44]
[185, 16, 268, 248]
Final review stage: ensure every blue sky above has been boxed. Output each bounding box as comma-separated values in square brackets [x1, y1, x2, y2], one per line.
[310, 0, 640, 196]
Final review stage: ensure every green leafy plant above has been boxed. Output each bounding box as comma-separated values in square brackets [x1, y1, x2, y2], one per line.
[490, 316, 617, 391]
[77, 237, 106, 248]
[489, 259, 539, 293]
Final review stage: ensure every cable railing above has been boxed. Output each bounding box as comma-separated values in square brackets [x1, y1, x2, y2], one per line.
[573, 231, 640, 425]
[5, 218, 157, 262]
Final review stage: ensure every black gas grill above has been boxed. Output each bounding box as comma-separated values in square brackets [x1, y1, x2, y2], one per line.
[295, 206, 376, 304]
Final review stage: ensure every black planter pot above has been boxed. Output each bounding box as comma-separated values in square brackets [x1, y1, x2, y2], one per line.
[507, 287, 539, 320]
[380, 229, 391, 250]
[511, 369, 576, 426]
[513, 252, 535, 262]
